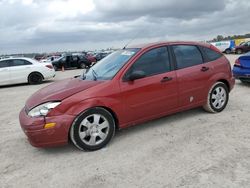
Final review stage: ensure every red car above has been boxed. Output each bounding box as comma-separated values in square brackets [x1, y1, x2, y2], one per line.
[234, 41, 250, 54]
[19, 41, 235, 151]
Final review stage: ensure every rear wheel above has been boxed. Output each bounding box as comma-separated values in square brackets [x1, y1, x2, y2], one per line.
[225, 49, 231, 54]
[28, 72, 43, 85]
[236, 49, 242, 54]
[203, 82, 229, 113]
[70, 107, 115, 151]
[79, 62, 86, 69]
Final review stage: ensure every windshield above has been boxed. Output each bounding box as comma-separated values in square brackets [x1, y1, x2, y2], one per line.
[83, 48, 140, 81]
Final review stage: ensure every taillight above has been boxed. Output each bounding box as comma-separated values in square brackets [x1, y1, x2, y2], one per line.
[234, 59, 241, 66]
[45, 65, 53, 69]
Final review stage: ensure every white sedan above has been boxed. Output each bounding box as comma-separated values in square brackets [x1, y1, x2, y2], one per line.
[0, 57, 56, 86]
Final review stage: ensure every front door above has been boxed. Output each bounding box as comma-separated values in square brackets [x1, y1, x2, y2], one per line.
[120, 46, 179, 124]
[0, 60, 11, 85]
[9, 59, 33, 84]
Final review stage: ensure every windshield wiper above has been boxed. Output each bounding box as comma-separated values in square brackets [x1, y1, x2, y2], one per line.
[92, 69, 98, 81]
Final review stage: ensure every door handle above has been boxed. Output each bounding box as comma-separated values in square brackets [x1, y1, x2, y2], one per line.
[201, 66, 209, 72]
[161, 77, 172, 83]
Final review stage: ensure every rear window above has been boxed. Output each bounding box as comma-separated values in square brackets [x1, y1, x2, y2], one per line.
[202, 47, 222, 62]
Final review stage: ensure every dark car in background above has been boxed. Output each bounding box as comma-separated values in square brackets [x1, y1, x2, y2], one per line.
[52, 54, 91, 70]
[233, 41, 250, 54]
[94, 52, 111, 61]
[233, 52, 250, 83]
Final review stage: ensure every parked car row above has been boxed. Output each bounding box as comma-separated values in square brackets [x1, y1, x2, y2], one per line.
[211, 40, 250, 54]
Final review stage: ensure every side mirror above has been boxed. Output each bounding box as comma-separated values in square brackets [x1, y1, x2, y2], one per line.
[127, 70, 146, 81]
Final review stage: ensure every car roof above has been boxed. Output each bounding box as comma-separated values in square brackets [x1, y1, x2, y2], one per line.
[128, 41, 211, 50]
[0, 57, 38, 63]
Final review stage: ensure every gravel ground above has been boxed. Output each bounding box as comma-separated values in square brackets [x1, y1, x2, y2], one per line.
[0, 55, 250, 188]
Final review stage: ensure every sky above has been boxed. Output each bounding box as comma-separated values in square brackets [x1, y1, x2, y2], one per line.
[0, 0, 249, 54]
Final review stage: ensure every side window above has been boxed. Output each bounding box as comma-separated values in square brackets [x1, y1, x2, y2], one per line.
[11, 59, 32, 66]
[201, 47, 222, 62]
[0, 60, 10, 68]
[128, 47, 171, 77]
[172, 45, 203, 69]
[73, 56, 78, 61]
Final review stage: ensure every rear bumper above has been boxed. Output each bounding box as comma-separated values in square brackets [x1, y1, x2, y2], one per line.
[19, 107, 75, 148]
[233, 66, 250, 79]
[43, 69, 56, 80]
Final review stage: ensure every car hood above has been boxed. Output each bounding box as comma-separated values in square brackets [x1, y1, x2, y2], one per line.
[26, 78, 102, 109]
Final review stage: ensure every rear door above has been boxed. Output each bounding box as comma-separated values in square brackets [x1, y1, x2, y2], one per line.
[0, 60, 11, 85]
[9, 59, 33, 84]
[120, 46, 178, 123]
[171, 45, 213, 108]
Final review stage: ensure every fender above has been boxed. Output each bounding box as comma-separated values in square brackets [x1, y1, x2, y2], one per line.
[207, 72, 232, 92]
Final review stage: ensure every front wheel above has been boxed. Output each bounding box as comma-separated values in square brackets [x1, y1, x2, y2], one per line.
[70, 107, 115, 151]
[203, 82, 229, 113]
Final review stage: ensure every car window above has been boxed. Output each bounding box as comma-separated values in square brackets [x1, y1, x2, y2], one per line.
[10, 59, 32, 66]
[201, 47, 222, 62]
[0, 60, 10, 68]
[127, 47, 171, 77]
[73, 56, 78, 61]
[173, 45, 203, 69]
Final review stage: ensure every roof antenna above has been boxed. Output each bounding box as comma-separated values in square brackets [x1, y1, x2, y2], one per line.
[123, 29, 143, 49]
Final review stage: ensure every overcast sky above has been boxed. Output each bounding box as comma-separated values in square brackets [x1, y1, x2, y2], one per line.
[0, 0, 249, 54]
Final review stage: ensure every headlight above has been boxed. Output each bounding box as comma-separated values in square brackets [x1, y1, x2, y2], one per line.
[28, 102, 61, 117]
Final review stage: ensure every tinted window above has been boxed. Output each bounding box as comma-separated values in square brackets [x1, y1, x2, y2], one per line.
[73, 56, 78, 61]
[202, 47, 222, 62]
[173, 45, 203, 69]
[128, 47, 170, 77]
[0, 60, 10, 68]
[11, 59, 32, 66]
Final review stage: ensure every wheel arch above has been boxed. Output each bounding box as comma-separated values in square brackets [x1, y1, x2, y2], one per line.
[28, 71, 44, 81]
[217, 79, 230, 92]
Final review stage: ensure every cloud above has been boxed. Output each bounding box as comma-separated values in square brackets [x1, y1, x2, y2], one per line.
[0, 0, 249, 54]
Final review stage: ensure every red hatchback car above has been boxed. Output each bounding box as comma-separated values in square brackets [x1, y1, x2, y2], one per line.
[19, 41, 235, 151]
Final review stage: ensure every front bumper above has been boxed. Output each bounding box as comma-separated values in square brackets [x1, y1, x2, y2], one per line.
[19, 107, 75, 148]
[233, 66, 250, 79]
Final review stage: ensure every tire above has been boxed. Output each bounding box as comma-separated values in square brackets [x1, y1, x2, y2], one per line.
[28, 72, 43, 85]
[203, 82, 229, 113]
[236, 49, 242, 54]
[70, 107, 116, 151]
[225, 49, 231, 54]
[79, 62, 86, 69]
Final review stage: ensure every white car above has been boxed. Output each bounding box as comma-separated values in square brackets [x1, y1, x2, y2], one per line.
[0, 57, 56, 86]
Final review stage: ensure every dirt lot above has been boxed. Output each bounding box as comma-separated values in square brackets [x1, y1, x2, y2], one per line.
[0, 55, 250, 188]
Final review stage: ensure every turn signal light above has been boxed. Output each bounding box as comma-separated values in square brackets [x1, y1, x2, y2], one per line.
[44, 123, 56, 129]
